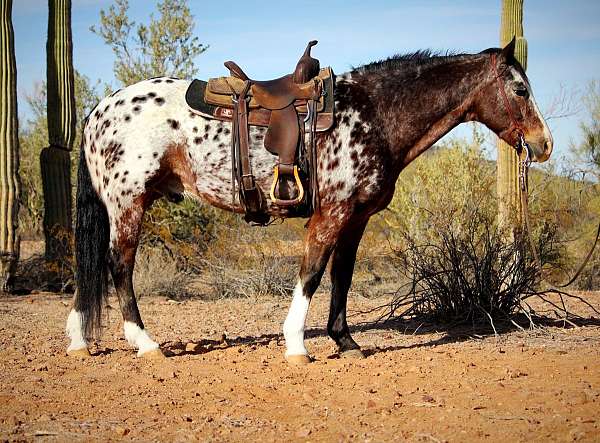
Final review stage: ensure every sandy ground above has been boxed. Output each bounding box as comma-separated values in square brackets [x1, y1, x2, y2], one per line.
[1, 291, 599, 442]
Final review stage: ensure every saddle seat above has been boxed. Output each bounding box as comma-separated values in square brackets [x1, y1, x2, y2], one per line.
[224, 61, 321, 110]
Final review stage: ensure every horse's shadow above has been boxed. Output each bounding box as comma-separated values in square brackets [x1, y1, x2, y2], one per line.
[161, 313, 600, 359]
[162, 333, 282, 358]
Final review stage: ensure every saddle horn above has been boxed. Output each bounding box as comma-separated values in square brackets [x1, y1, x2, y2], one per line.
[293, 40, 320, 84]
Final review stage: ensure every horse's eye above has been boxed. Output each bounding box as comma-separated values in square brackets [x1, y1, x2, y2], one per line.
[514, 87, 529, 98]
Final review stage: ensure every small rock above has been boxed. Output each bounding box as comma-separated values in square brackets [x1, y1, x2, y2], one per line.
[115, 426, 129, 436]
[185, 343, 198, 353]
[302, 392, 315, 402]
[367, 400, 377, 408]
[296, 427, 311, 438]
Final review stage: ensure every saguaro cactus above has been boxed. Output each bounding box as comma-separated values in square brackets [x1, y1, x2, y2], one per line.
[41, 0, 75, 259]
[0, 0, 21, 290]
[497, 0, 528, 231]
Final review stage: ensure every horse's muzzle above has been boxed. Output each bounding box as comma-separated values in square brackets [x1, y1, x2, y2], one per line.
[528, 136, 553, 163]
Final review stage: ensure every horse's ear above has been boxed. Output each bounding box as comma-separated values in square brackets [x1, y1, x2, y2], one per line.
[501, 36, 516, 61]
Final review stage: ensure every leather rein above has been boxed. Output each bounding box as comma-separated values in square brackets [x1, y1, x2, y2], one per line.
[491, 53, 600, 288]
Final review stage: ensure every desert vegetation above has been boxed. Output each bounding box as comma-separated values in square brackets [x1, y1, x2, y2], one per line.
[8, 0, 598, 316]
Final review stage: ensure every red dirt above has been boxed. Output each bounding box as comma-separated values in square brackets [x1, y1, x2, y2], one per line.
[1, 291, 599, 442]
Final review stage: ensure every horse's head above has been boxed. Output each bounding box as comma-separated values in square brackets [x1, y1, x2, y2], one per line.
[471, 38, 553, 162]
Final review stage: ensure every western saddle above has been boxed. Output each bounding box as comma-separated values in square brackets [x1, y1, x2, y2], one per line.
[185, 41, 335, 225]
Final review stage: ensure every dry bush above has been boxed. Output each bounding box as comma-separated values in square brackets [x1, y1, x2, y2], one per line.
[199, 216, 301, 299]
[13, 227, 75, 294]
[349, 218, 403, 298]
[390, 212, 540, 324]
[133, 246, 193, 299]
[524, 163, 600, 288]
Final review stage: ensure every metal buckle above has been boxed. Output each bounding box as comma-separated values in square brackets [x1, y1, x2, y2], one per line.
[519, 135, 531, 166]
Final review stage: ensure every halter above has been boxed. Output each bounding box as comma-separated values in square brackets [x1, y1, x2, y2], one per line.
[490, 53, 533, 193]
[490, 53, 527, 147]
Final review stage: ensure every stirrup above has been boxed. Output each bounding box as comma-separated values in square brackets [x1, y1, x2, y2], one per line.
[269, 165, 304, 207]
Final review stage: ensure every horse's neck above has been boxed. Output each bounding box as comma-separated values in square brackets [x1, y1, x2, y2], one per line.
[366, 57, 488, 170]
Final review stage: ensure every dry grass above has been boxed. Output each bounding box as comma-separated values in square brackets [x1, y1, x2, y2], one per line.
[199, 222, 300, 299]
[133, 246, 194, 299]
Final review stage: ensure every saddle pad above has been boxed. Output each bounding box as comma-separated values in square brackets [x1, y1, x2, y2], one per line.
[185, 67, 335, 133]
[204, 67, 333, 113]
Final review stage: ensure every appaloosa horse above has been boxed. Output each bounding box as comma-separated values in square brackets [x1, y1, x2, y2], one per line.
[67, 39, 552, 363]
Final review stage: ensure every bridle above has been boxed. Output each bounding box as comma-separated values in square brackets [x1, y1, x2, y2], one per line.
[490, 53, 532, 197]
[490, 52, 599, 288]
[490, 53, 528, 149]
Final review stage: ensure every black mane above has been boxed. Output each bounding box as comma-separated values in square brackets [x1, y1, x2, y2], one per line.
[353, 49, 498, 74]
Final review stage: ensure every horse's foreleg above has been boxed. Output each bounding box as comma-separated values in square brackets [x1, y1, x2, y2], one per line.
[283, 217, 337, 364]
[328, 220, 368, 358]
[108, 201, 163, 359]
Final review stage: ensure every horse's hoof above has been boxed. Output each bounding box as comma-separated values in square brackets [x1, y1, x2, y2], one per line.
[67, 348, 91, 358]
[286, 354, 312, 366]
[340, 349, 366, 359]
[139, 348, 166, 359]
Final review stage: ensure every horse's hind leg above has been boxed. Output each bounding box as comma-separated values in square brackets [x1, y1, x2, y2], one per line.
[328, 220, 368, 358]
[108, 198, 163, 358]
[283, 216, 338, 365]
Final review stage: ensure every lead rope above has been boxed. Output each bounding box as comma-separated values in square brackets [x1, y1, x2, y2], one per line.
[519, 139, 600, 288]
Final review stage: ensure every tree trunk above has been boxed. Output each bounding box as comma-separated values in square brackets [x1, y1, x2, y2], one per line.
[0, 0, 21, 291]
[41, 0, 75, 260]
[497, 0, 528, 233]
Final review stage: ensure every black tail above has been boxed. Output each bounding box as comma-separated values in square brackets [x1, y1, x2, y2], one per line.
[75, 139, 109, 340]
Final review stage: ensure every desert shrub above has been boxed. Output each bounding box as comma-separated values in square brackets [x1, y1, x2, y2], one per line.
[139, 198, 216, 270]
[525, 164, 600, 288]
[133, 246, 193, 299]
[14, 227, 75, 293]
[200, 215, 301, 299]
[391, 210, 540, 324]
[384, 130, 496, 246]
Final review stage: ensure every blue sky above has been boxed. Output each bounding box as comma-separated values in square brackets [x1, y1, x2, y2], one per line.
[12, 0, 600, 162]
